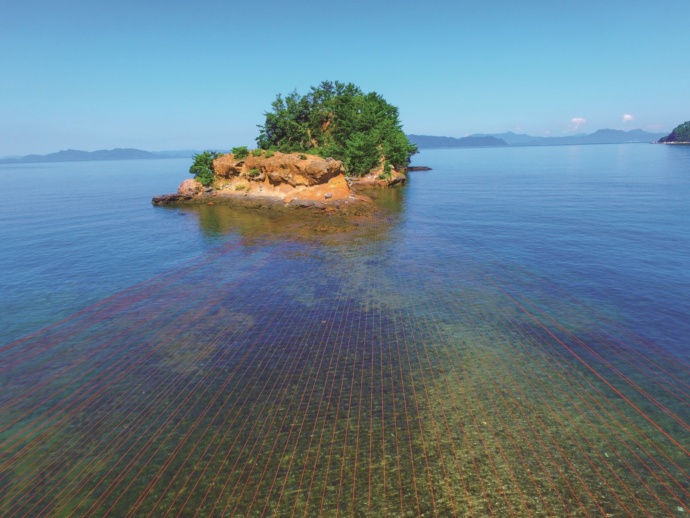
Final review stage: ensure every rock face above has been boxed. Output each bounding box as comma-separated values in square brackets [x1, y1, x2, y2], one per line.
[213, 152, 344, 187]
[153, 152, 367, 208]
[152, 151, 412, 209]
[348, 169, 407, 189]
[212, 151, 356, 205]
[178, 179, 204, 196]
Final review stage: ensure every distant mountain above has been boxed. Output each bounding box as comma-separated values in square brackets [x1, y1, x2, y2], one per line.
[407, 134, 508, 148]
[152, 150, 201, 158]
[514, 129, 667, 147]
[409, 129, 667, 149]
[0, 148, 191, 164]
[470, 131, 543, 146]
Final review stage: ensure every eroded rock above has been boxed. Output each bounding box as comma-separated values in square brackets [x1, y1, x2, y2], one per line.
[213, 152, 344, 187]
[178, 179, 204, 196]
[153, 151, 390, 210]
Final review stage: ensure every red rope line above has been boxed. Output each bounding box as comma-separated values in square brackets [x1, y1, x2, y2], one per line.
[2, 211, 687, 516]
[316, 294, 361, 517]
[394, 302, 440, 516]
[182, 254, 326, 517]
[42, 246, 290, 516]
[430, 251, 684, 512]
[349, 296, 370, 517]
[232, 298, 342, 516]
[414, 287, 550, 516]
[491, 275, 690, 456]
[333, 298, 366, 518]
[6, 250, 280, 516]
[238, 298, 337, 517]
[125, 284, 300, 516]
[459, 261, 690, 489]
[290, 293, 354, 517]
[397, 304, 461, 516]
[2, 274, 260, 515]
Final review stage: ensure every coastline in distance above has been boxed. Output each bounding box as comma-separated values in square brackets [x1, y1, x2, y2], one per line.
[0, 148, 196, 164]
[408, 128, 667, 149]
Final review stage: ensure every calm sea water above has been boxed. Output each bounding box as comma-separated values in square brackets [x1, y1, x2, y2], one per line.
[1, 145, 688, 516]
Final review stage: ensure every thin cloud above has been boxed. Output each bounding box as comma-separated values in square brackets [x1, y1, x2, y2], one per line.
[622, 113, 635, 123]
[568, 117, 587, 132]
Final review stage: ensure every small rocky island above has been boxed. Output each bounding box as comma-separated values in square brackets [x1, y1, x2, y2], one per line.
[153, 149, 406, 209]
[153, 81, 417, 211]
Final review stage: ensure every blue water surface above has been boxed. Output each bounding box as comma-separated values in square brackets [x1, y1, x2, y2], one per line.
[1, 145, 689, 516]
[401, 144, 690, 356]
[1, 145, 688, 357]
[0, 158, 214, 343]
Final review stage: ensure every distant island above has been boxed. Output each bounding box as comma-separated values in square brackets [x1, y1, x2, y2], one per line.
[406, 135, 508, 148]
[658, 121, 690, 144]
[408, 129, 667, 149]
[0, 148, 192, 164]
[4, 127, 677, 166]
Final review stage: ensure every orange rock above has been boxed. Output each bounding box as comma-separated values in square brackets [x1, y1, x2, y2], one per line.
[209, 152, 356, 204]
[178, 178, 204, 196]
[213, 152, 344, 186]
[160, 151, 377, 208]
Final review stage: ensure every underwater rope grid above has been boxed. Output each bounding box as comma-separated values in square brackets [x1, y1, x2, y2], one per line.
[428, 242, 689, 515]
[2, 243, 288, 516]
[0, 231, 688, 517]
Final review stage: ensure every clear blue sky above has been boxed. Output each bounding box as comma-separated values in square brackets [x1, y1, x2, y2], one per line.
[2, 0, 689, 155]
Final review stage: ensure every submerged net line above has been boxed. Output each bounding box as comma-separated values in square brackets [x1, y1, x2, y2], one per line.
[422, 278, 681, 516]
[0, 241, 292, 516]
[468, 268, 690, 452]
[421, 239, 690, 512]
[0, 240, 271, 453]
[0, 219, 688, 517]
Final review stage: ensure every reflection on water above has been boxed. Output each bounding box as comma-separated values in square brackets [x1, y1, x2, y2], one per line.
[0, 199, 687, 517]
[175, 185, 407, 248]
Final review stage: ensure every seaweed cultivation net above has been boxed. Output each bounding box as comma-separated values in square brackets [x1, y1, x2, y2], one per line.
[0, 216, 688, 517]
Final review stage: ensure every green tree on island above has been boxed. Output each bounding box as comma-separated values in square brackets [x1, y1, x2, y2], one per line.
[659, 121, 690, 143]
[256, 81, 418, 176]
[189, 150, 221, 187]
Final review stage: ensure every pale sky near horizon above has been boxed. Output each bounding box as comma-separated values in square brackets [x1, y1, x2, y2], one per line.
[1, 0, 689, 155]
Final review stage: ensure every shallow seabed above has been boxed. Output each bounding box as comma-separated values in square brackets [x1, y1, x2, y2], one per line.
[0, 225, 687, 517]
[0, 146, 689, 516]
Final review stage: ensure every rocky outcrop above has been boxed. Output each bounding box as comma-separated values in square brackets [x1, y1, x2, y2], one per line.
[153, 152, 369, 208]
[348, 169, 407, 189]
[152, 193, 194, 205]
[177, 178, 204, 196]
[152, 178, 208, 205]
[213, 152, 344, 187]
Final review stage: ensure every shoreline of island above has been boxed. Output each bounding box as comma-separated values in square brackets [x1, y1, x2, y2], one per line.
[152, 150, 420, 213]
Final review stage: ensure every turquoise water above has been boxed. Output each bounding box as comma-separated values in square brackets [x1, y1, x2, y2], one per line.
[0, 145, 688, 516]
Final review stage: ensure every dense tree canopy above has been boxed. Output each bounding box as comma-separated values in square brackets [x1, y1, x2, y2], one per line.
[256, 81, 417, 176]
[659, 121, 690, 143]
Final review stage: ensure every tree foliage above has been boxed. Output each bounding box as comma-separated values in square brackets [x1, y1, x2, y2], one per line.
[659, 121, 690, 143]
[231, 146, 250, 160]
[189, 151, 220, 187]
[256, 81, 417, 176]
